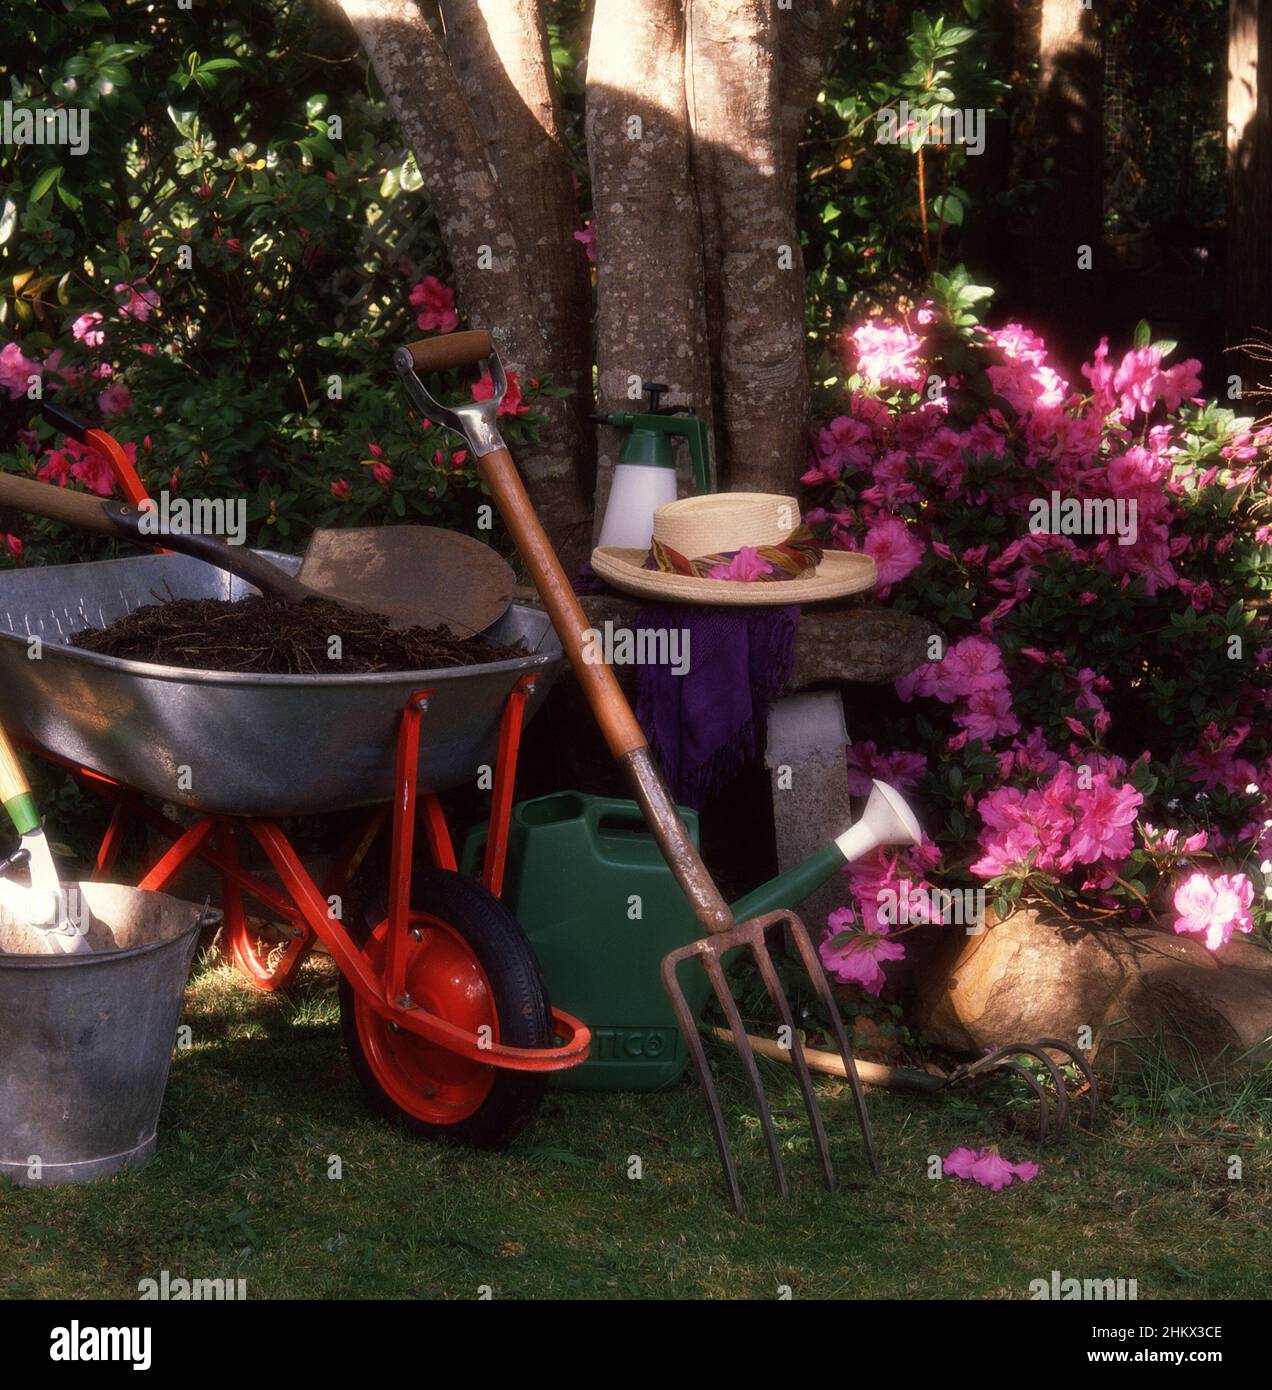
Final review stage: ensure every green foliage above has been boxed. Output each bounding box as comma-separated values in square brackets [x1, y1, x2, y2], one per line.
[0, 0, 552, 567]
[801, 0, 1016, 370]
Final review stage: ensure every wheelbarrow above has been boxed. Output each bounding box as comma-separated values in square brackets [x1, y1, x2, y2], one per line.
[0, 516, 592, 1148]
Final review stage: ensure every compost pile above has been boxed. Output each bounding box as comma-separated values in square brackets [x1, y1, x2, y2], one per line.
[70, 596, 523, 675]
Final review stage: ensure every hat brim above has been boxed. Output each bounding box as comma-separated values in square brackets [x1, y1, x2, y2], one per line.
[589, 546, 877, 606]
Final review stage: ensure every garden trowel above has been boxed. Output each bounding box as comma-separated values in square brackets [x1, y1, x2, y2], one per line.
[0, 721, 91, 954]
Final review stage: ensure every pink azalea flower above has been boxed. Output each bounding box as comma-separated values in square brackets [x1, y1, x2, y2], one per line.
[941, 635, 1008, 698]
[708, 546, 773, 582]
[862, 514, 923, 587]
[97, 382, 133, 416]
[845, 741, 927, 796]
[71, 310, 105, 346]
[408, 275, 459, 334]
[0, 341, 43, 399]
[472, 369, 528, 416]
[954, 686, 1020, 742]
[846, 319, 925, 389]
[1172, 871, 1254, 952]
[1069, 775, 1142, 863]
[819, 911, 905, 996]
[943, 1146, 1039, 1191]
[331, 479, 351, 502]
[573, 224, 596, 262]
[4, 533, 23, 560]
[372, 461, 393, 486]
[113, 279, 160, 322]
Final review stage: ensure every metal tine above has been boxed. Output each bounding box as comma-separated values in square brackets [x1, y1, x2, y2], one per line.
[951, 1041, 1071, 1137]
[991, 1061, 1052, 1143]
[661, 953, 744, 1214]
[700, 946, 789, 1198]
[784, 912, 880, 1177]
[999, 1044, 1071, 1136]
[748, 935, 836, 1191]
[1033, 1036, 1100, 1127]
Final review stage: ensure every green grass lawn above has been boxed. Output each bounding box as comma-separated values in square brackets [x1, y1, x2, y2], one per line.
[2, 952, 1268, 1301]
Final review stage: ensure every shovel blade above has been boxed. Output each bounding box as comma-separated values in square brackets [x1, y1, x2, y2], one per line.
[298, 526, 515, 637]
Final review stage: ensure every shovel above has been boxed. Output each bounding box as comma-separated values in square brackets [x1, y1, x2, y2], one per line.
[0, 720, 91, 954]
[0, 471, 515, 638]
[396, 331, 880, 1211]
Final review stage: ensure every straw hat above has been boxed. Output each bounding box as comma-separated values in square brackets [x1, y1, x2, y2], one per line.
[590, 493, 876, 606]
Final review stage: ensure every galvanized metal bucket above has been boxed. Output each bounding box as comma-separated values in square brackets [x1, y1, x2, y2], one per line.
[0, 881, 205, 1186]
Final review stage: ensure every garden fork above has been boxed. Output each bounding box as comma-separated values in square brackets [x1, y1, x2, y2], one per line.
[396, 330, 879, 1212]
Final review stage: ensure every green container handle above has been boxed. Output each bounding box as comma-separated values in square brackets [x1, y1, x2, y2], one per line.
[583, 795, 697, 868]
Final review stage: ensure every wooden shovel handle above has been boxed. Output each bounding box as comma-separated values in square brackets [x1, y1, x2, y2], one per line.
[476, 446, 646, 758]
[0, 471, 314, 604]
[402, 331, 493, 375]
[0, 471, 129, 537]
[477, 446, 734, 934]
[0, 722, 38, 835]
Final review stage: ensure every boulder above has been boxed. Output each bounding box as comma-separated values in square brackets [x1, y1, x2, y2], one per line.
[915, 908, 1272, 1077]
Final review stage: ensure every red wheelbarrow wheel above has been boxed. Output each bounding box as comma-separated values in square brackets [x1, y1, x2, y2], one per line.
[339, 869, 552, 1150]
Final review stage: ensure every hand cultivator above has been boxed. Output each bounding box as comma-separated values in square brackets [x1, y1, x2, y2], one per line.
[397, 331, 883, 1211]
[715, 1028, 1100, 1143]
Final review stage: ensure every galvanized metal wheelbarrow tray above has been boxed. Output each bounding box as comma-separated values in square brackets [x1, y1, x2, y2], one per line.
[0, 549, 562, 817]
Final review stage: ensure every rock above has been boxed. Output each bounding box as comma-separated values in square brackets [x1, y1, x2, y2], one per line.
[915, 908, 1272, 1078]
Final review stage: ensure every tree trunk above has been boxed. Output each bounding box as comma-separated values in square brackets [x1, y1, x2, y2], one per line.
[1228, 0, 1272, 387]
[686, 0, 810, 493]
[1032, 0, 1106, 376]
[585, 0, 714, 533]
[439, 0, 595, 491]
[333, 0, 592, 570]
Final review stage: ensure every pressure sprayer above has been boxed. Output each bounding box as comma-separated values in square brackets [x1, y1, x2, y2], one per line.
[594, 383, 713, 550]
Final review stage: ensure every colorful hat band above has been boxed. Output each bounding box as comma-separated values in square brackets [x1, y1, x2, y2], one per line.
[642, 523, 823, 582]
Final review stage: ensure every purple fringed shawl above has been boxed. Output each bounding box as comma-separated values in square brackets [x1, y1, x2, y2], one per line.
[634, 604, 798, 808]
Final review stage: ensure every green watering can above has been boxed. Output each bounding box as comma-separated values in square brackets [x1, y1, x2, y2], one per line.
[462, 780, 920, 1090]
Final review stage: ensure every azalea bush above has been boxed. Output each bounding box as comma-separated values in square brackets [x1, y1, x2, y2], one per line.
[808, 269, 1272, 994]
[0, 0, 558, 569]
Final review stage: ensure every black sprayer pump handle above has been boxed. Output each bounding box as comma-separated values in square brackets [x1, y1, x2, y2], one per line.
[41, 401, 91, 444]
[644, 382, 670, 414]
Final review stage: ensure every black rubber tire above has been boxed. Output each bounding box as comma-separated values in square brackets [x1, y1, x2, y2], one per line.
[339, 868, 552, 1151]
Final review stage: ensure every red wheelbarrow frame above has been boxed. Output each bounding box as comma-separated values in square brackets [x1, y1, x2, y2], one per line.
[23, 419, 590, 1080]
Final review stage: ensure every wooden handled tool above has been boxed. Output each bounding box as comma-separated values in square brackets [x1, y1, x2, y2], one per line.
[396, 333, 881, 1211]
[0, 472, 515, 637]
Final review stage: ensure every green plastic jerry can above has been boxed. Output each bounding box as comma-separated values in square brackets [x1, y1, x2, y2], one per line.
[460, 790, 711, 1091]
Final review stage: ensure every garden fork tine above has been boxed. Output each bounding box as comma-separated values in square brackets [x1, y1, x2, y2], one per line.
[664, 909, 880, 1212]
[397, 331, 880, 1212]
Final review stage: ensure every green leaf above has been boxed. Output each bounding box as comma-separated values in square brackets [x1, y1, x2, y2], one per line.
[931, 193, 964, 227]
[29, 166, 62, 202]
[1134, 318, 1151, 349]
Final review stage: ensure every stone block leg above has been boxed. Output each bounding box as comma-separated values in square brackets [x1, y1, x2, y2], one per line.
[764, 690, 854, 938]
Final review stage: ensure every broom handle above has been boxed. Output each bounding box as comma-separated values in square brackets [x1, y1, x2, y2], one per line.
[477, 446, 735, 934]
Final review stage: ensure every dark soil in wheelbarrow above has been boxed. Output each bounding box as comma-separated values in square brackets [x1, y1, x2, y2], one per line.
[70, 596, 524, 675]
